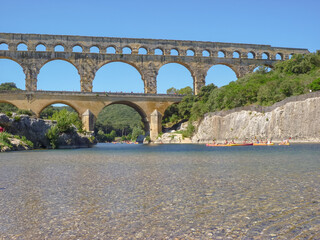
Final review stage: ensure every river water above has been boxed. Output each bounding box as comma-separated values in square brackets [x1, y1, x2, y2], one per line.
[0, 143, 319, 239]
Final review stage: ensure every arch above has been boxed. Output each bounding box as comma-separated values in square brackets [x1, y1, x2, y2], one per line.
[38, 59, 81, 91]
[157, 62, 194, 94]
[202, 50, 210, 57]
[138, 47, 148, 54]
[122, 46, 132, 54]
[186, 49, 195, 56]
[154, 48, 163, 55]
[90, 46, 100, 53]
[97, 101, 149, 135]
[170, 48, 179, 56]
[0, 101, 19, 114]
[0, 43, 9, 50]
[54, 44, 65, 52]
[94, 61, 143, 93]
[218, 51, 225, 58]
[247, 52, 255, 59]
[103, 101, 148, 121]
[38, 101, 81, 118]
[206, 64, 237, 88]
[233, 51, 240, 58]
[253, 65, 273, 73]
[0, 56, 23, 69]
[36, 44, 46, 51]
[72, 45, 83, 52]
[0, 58, 25, 90]
[261, 52, 269, 60]
[17, 43, 28, 51]
[0, 100, 19, 107]
[276, 53, 283, 60]
[106, 46, 116, 54]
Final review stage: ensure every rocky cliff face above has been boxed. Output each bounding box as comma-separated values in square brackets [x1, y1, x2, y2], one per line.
[192, 96, 320, 143]
[0, 114, 52, 147]
[0, 113, 95, 149]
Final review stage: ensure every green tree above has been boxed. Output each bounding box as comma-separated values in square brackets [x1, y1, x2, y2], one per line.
[166, 86, 193, 95]
[131, 126, 144, 141]
[0, 83, 20, 113]
[50, 109, 82, 133]
[0, 82, 20, 91]
[308, 78, 320, 91]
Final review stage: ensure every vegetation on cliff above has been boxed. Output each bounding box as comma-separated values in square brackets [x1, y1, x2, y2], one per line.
[0, 131, 34, 152]
[163, 51, 320, 130]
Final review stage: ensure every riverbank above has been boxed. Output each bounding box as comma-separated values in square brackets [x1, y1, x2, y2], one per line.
[156, 92, 320, 144]
[193, 93, 320, 143]
[0, 113, 96, 151]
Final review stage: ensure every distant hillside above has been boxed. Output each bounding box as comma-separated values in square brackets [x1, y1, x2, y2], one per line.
[95, 104, 143, 137]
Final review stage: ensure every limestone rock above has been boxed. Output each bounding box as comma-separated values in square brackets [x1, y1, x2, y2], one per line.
[0, 114, 96, 149]
[0, 114, 52, 147]
[192, 97, 320, 143]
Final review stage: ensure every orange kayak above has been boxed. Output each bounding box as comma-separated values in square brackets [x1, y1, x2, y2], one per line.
[279, 142, 290, 146]
[206, 143, 231, 147]
[229, 143, 253, 146]
[253, 143, 275, 146]
[206, 143, 253, 147]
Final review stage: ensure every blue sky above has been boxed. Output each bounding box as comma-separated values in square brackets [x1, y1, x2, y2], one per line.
[0, 0, 319, 93]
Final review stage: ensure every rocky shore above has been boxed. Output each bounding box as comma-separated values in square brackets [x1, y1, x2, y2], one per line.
[156, 93, 320, 144]
[192, 94, 320, 143]
[0, 113, 96, 151]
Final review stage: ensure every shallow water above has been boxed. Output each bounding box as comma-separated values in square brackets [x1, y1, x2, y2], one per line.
[0, 143, 319, 239]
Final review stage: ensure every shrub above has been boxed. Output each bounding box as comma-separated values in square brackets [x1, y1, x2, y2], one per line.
[21, 136, 34, 148]
[5, 111, 12, 117]
[105, 130, 116, 142]
[17, 109, 33, 116]
[308, 77, 320, 91]
[182, 123, 195, 138]
[88, 135, 95, 143]
[0, 132, 12, 148]
[13, 116, 21, 122]
[50, 109, 82, 133]
[131, 126, 144, 141]
[145, 136, 151, 142]
[46, 125, 60, 149]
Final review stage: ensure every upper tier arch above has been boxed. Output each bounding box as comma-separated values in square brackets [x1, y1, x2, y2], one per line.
[0, 33, 309, 94]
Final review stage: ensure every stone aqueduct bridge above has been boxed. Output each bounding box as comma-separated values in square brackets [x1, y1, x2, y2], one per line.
[0, 91, 183, 141]
[0, 33, 309, 140]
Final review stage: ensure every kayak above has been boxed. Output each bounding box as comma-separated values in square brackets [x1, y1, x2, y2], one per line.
[279, 142, 290, 146]
[253, 143, 275, 146]
[229, 143, 253, 146]
[206, 143, 253, 147]
[206, 143, 231, 147]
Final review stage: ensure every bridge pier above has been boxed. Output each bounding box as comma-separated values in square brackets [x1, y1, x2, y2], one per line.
[82, 109, 96, 132]
[150, 110, 162, 141]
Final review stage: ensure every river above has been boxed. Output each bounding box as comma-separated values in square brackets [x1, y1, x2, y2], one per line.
[0, 143, 319, 239]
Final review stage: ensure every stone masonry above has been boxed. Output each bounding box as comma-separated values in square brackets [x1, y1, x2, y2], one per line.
[0, 33, 309, 94]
